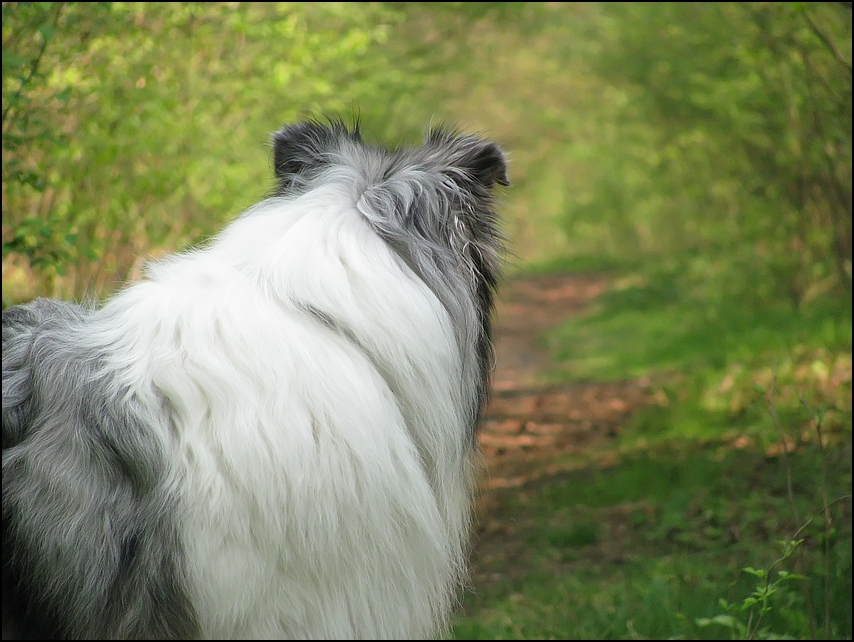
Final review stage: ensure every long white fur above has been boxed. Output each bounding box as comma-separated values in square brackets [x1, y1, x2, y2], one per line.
[85, 187, 468, 638]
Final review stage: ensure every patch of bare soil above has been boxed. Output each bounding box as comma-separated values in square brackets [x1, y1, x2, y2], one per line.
[481, 274, 653, 489]
[470, 274, 656, 585]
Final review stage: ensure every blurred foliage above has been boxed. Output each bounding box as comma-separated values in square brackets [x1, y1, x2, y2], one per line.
[560, 2, 853, 304]
[2, 1, 424, 301]
[2, 2, 851, 307]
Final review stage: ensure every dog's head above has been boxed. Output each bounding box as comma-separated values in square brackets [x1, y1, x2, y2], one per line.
[271, 119, 508, 423]
[271, 119, 508, 194]
[270, 119, 507, 296]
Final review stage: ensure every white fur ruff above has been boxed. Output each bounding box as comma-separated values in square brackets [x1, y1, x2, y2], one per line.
[100, 190, 471, 638]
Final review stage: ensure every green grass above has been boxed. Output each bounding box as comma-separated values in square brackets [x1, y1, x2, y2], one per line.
[455, 445, 853, 640]
[506, 253, 640, 277]
[454, 257, 852, 639]
[544, 258, 852, 448]
[544, 265, 851, 382]
[456, 544, 853, 640]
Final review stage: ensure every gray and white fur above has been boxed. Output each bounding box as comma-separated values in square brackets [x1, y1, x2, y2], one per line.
[2, 119, 507, 639]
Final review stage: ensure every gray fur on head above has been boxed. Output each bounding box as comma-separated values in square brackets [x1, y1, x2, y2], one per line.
[272, 119, 508, 430]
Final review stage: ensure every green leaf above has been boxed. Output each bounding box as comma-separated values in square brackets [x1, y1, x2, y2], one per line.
[741, 597, 760, 609]
[777, 571, 808, 581]
[696, 615, 739, 630]
[1, 53, 27, 68]
[38, 23, 55, 40]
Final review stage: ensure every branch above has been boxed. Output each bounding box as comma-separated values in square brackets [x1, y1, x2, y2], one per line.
[1, 4, 64, 131]
[802, 10, 852, 75]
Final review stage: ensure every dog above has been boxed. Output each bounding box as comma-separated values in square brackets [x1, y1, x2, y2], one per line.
[2, 119, 508, 639]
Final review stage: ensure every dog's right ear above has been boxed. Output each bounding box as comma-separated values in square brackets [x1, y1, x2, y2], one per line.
[271, 120, 360, 192]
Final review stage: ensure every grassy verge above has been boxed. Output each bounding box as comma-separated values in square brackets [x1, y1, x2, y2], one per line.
[544, 257, 851, 448]
[455, 445, 851, 639]
[454, 257, 852, 639]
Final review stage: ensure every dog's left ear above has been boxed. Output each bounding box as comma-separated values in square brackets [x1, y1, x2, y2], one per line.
[426, 129, 509, 189]
[458, 138, 510, 189]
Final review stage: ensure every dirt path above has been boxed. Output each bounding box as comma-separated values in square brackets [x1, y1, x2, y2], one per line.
[465, 273, 657, 590]
[479, 274, 654, 490]
[467, 273, 658, 589]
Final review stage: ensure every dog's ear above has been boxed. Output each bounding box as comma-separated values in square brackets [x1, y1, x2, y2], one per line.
[428, 130, 509, 190]
[457, 138, 509, 189]
[271, 120, 360, 191]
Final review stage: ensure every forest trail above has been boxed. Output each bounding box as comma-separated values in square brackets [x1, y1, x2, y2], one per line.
[470, 274, 658, 586]
[479, 274, 654, 490]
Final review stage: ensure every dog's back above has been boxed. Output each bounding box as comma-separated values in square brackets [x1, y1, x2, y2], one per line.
[2, 298, 199, 639]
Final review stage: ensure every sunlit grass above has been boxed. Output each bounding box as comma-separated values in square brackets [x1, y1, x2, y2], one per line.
[455, 445, 853, 640]
[541, 258, 852, 447]
[543, 264, 852, 382]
